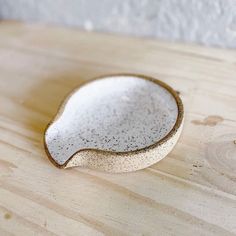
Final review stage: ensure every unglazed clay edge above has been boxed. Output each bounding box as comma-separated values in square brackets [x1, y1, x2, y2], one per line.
[65, 121, 183, 172]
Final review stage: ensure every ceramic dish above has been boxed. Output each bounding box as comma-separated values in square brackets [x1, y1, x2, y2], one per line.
[44, 74, 184, 172]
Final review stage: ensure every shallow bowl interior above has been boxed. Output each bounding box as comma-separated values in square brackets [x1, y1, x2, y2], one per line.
[45, 75, 179, 166]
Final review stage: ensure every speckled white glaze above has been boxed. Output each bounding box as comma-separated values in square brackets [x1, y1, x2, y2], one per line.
[44, 75, 184, 172]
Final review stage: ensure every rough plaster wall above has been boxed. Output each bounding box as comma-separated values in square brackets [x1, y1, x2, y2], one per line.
[0, 0, 236, 48]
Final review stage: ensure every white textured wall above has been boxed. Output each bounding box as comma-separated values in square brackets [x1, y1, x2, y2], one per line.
[0, 0, 236, 48]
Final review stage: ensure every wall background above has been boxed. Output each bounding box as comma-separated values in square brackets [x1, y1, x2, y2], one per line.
[0, 0, 236, 48]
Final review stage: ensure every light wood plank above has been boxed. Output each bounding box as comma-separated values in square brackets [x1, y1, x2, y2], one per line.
[0, 21, 236, 236]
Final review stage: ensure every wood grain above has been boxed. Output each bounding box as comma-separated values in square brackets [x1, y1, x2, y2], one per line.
[0, 21, 236, 236]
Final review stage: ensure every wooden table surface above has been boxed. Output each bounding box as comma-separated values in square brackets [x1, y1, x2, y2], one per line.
[0, 21, 236, 236]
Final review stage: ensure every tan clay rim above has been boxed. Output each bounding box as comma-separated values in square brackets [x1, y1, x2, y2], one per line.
[44, 74, 184, 168]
